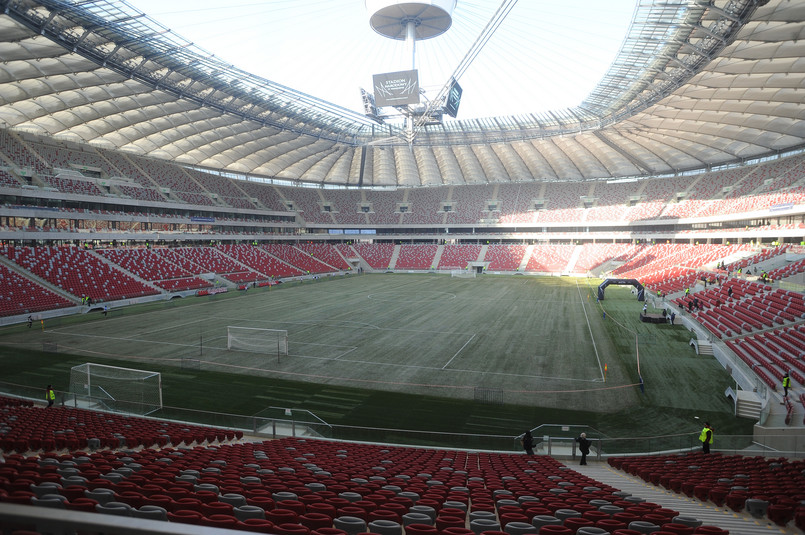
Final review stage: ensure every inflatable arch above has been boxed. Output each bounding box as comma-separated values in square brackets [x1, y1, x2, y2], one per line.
[597, 278, 645, 301]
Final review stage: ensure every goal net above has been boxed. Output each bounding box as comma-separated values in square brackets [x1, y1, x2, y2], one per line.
[451, 269, 476, 278]
[227, 326, 288, 355]
[68, 363, 162, 415]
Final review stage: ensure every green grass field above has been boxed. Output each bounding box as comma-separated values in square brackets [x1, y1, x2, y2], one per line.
[0, 273, 754, 444]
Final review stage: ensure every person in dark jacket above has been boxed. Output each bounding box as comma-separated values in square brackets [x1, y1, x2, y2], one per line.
[520, 430, 535, 456]
[576, 432, 591, 465]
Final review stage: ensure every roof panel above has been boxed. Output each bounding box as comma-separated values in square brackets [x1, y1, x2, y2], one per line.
[0, 0, 802, 185]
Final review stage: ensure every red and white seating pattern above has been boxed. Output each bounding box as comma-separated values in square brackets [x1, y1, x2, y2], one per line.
[295, 243, 350, 270]
[96, 248, 212, 292]
[262, 244, 331, 275]
[403, 188, 444, 224]
[573, 243, 639, 273]
[483, 244, 528, 271]
[350, 243, 395, 270]
[277, 186, 330, 224]
[237, 181, 288, 211]
[395, 245, 438, 270]
[0, 398, 240, 453]
[0, 430, 742, 533]
[116, 184, 166, 202]
[609, 452, 805, 528]
[526, 244, 574, 272]
[0, 262, 73, 316]
[0, 245, 158, 302]
[218, 244, 302, 279]
[438, 245, 482, 270]
[168, 247, 254, 281]
[364, 189, 402, 225]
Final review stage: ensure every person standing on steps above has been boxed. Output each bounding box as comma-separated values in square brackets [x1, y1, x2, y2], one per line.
[699, 422, 713, 454]
[520, 430, 535, 456]
[46, 385, 55, 408]
[576, 432, 591, 465]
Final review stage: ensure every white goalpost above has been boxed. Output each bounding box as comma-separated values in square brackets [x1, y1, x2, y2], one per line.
[227, 326, 288, 355]
[68, 363, 162, 415]
[451, 269, 476, 278]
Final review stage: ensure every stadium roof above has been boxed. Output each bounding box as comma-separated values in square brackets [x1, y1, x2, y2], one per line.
[0, 0, 803, 187]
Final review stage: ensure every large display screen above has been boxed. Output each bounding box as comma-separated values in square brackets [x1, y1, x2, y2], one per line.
[373, 70, 420, 107]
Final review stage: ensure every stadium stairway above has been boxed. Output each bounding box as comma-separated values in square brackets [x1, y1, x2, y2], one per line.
[564, 245, 583, 274]
[572, 461, 799, 534]
[388, 245, 401, 270]
[517, 245, 535, 272]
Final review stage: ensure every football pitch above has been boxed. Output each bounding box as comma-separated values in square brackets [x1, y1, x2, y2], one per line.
[0, 273, 748, 439]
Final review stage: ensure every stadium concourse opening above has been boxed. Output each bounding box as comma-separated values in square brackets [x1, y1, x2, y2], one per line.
[596, 278, 645, 302]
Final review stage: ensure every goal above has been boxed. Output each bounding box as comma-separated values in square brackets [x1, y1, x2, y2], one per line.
[68, 363, 162, 415]
[451, 269, 476, 278]
[227, 326, 288, 355]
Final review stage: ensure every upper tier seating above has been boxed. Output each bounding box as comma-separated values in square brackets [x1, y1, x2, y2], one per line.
[278, 187, 331, 224]
[237, 181, 288, 211]
[449, 184, 496, 224]
[3, 129, 805, 227]
[0, 261, 73, 316]
[39, 175, 105, 197]
[115, 183, 166, 202]
[497, 182, 542, 224]
[0, 245, 159, 302]
[404, 188, 444, 225]
[364, 189, 402, 225]
[0, 168, 21, 187]
[322, 189, 367, 225]
[29, 143, 108, 172]
[0, 129, 49, 174]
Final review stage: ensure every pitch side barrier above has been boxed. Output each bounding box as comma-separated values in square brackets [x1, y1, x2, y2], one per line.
[597, 278, 645, 301]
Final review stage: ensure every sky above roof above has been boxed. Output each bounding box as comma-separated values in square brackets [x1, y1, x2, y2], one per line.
[124, 0, 635, 121]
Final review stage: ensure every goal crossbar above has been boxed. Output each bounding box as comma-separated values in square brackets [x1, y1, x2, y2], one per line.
[227, 326, 288, 355]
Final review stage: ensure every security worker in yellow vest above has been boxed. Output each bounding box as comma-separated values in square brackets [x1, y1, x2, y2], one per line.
[699, 422, 713, 454]
[782, 372, 791, 398]
[46, 385, 55, 408]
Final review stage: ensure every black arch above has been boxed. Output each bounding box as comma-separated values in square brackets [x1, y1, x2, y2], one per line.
[598, 278, 645, 301]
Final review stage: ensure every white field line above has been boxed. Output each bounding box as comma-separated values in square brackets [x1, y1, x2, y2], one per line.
[441, 333, 476, 370]
[576, 280, 605, 381]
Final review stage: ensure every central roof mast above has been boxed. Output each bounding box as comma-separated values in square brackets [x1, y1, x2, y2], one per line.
[366, 1, 456, 143]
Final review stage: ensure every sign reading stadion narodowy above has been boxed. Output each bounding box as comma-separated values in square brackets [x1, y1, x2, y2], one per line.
[373, 70, 420, 107]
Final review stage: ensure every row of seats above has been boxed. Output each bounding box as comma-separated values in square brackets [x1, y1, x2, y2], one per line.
[1, 436, 732, 534]
[1, 242, 802, 317]
[4, 124, 805, 224]
[609, 452, 805, 530]
[0, 403, 242, 454]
